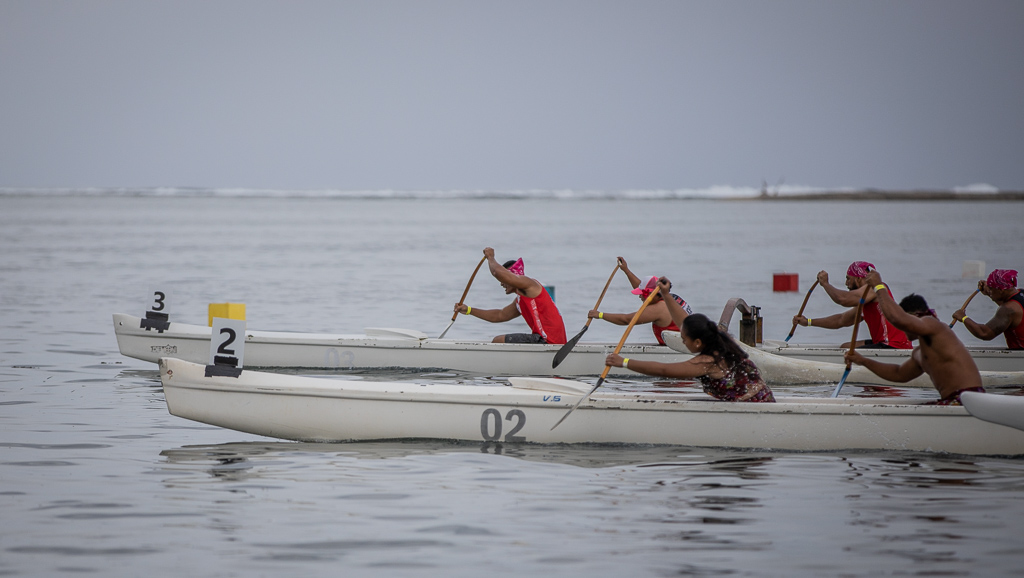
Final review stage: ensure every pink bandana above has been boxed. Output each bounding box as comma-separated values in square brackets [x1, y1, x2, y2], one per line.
[506, 258, 524, 276]
[630, 276, 659, 299]
[846, 261, 875, 278]
[987, 269, 1018, 290]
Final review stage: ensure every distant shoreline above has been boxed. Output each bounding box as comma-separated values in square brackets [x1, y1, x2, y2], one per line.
[2, 188, 1023, 201]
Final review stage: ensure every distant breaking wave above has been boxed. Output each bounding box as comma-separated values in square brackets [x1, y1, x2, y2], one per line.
[0, 185, 1006, 200]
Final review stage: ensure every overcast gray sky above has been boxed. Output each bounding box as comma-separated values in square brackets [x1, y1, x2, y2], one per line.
[1, 1, 1022, 191]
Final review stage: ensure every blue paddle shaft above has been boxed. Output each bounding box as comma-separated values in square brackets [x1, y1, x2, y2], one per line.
[833, 291, 868, 398]
[831, 368, 851, 398]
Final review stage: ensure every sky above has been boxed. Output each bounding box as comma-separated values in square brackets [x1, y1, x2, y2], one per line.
[1, 0, 1022, 191]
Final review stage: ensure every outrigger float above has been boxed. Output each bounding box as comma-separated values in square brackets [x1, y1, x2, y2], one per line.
[158, 356, 1024, 455]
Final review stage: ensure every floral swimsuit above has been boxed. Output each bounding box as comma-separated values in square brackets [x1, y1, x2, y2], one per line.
[696, 358, 776, 403]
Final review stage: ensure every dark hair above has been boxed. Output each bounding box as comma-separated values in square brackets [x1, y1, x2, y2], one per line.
[682, 313, 748, 369]
[899, 293, 930, 315]
[502, 259, 518, 269]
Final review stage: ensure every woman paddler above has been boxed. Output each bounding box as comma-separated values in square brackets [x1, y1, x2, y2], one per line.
[587, 257, 693, 346]
[605, 280, 774, 403]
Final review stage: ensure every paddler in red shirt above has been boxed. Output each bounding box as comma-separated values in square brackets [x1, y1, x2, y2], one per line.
[453, 247, 567, 344]
[954, 269, 1024, 350]
[792, 261, 913, 349]
[587, 257, 693, 346]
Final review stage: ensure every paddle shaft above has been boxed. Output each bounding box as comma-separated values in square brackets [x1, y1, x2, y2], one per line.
[786, 280, 819, 342]
[450, 256, 487, 322]
[949, 289, 980, 328]
[440, 256, 487, 340]
[551, 263, 621, 368]
[550, 286, 662, 430]
[438, 255, 489, 336]
[584, 263, 621, 329]
[831, 285, 870, 398]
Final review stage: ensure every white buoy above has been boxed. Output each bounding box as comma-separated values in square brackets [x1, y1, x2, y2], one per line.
[962, 260, 986, 279]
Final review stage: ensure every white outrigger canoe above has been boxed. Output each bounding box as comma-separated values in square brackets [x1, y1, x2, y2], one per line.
[159, 357, 1024, 455]
[114, 313, 684, 376]
[709, 297, 1024, 374]
[116, 313, 1024, 386]
[758, 339, 1024, 372]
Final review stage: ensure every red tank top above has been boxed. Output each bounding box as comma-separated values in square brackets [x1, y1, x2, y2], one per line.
[862, 288, 913, 349]
[516, 288, 567, 344]
[1003, 292, 1024, 350]
[652, 294, 693, 345]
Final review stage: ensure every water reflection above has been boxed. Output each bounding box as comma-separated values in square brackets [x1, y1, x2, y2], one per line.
[159, 440, 767, 476]
[854, 385, 907, 398]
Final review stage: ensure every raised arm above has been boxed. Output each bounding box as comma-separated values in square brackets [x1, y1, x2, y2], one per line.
[657, 277, 689, 327]
[864, 271, 933, 337]
[484, 247, 539, 295]
[817, 270, 871, 308]
[617, 257, 642, 289]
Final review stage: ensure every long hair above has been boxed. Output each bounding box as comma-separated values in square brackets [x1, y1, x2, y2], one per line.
[682, 313, 748, 369]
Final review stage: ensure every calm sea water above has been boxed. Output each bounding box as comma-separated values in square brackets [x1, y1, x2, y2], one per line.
[2, 194, 1023, 577]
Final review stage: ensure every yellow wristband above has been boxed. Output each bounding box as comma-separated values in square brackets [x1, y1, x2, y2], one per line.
[622, 358, 630, 368]
[598, 312, 604, 319]
[962, 315, 969, 323]
[874, 284, 886, 292]
[465, 306, 471, 315]
[807, 318, 812, 327]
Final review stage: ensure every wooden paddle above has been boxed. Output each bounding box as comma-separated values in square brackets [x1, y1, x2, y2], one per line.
[831, 284, 870, 398]
[438, 256, 487, 339]
[550, 285, 662, 430]
[785, 280, 819, 342]
[949, 289, 980, 328]
[551, 262, 621, 368]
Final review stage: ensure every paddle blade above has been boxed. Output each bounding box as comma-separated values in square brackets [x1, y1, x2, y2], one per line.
[831, 366, 852, 398]
[437, 318, 456, 339]
[784, 328, 796, 343]
[550, 378, 604, 430]
[552, 326, 587, 368]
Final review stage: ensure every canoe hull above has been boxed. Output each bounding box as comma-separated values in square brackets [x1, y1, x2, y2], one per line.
[159, 357, 1024, 455]
[762, 339, 1023, 373]
[114, 313, 685, 375]
[961, 391, 1024, 432]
